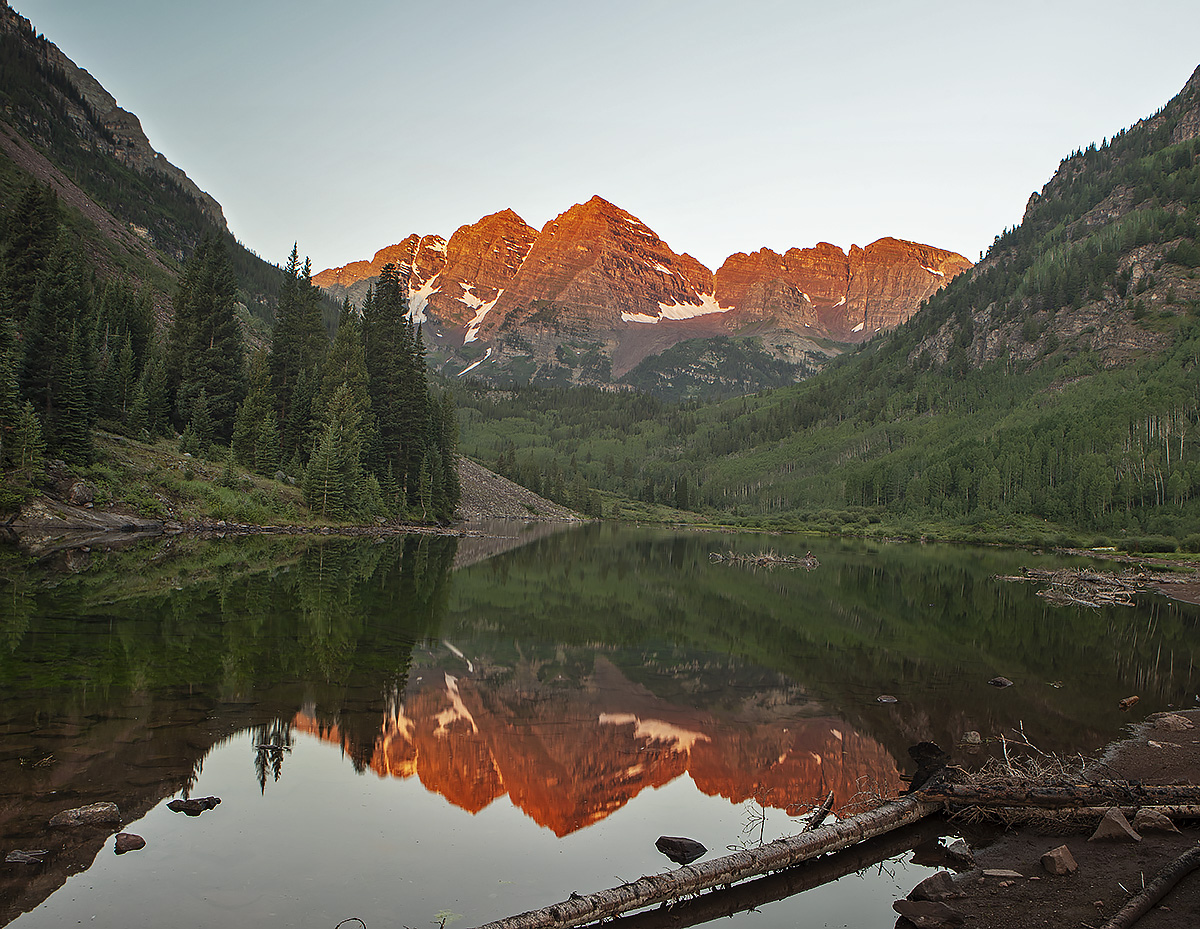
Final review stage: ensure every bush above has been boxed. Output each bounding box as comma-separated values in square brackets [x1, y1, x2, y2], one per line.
[1182, 534, 1200, 553]
[1118, 536, 1178, 553]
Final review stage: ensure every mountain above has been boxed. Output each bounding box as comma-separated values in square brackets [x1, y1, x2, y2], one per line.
[315, 196, 970, 398]
[456, 65, 1200, 541]
[0, 0, 327, 327]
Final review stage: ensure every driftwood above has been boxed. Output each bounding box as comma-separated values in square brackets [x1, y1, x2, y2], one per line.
[602, 819, 946, 929]
[995, 566, 1193, 608]
[709, 550, 818, 570]
[1100, 843, 1200, 929]
[802, 791, 835, 833]
[467, 795, 937, 929]
[918, 781, 1200, 809]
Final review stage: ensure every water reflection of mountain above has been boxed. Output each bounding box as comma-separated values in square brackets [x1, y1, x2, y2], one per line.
[3, 526, 1199, 925]
[295, 655, 902, 836]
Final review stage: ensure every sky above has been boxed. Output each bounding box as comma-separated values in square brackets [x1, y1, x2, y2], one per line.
[13, 1, 1200, 274]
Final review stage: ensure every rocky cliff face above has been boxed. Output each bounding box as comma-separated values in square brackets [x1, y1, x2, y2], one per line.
[314, 196, 970, 395]
[0, 1, 226, 232]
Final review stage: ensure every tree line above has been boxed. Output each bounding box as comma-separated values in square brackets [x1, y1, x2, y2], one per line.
[0, 181, 458, 522]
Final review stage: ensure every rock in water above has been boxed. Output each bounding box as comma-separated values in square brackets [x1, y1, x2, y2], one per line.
[892, 899, 965, 927]
[906, 741, 949, 793]
[114, 833, 146, 854]
[5, 849, 48, 864]
[49, 802, 121, 827]
[655, 836, 707, 865]
[944, 839, 975, 870]
[877, 694, 898, 703]
[987, 676, 1013, 688]
[908, 871, 959, 901]
[167, 796, 221, 816]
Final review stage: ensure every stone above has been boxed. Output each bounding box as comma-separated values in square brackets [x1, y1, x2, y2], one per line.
[114, 832, 145, 854]
[877, 694, 898, 703]
[987, 676, 1013, 688]
[892, 899, 965, 927]
[982, 869, 1024, 879]
[909, 870, 959, 901]
[5, 849, 47, 864]
[655, 835, 706, 866]
[1133, 809, 1181, 833]
[944, 839, 975, 869]
[1089, 807, 1141, 842]
[1041, 844, 1078, 875]
[49, 802, 121, 827]
[167, 796, 221, 816]
[1153, 713, 1195, 731]
[1119, 695, 1140, 711]
[66, 480, 95, 506]
[959, 731, 982, 749]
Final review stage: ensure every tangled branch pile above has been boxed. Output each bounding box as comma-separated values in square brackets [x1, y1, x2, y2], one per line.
[709, 550, 819, 570]
[995, 566, 1189, 608]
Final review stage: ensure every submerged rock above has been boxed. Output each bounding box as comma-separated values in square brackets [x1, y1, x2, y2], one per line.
[114, 833, 146, 854]
[5, 849, 48, 864]
[655, 835, 707, 865]
[49, 802, 121, 827]
[167, 796, 221, 816]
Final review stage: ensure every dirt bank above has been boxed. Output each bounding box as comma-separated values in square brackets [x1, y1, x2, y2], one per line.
[901, 711, 1200, 928]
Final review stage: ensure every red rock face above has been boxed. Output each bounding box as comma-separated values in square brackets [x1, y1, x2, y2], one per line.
[483, 196, 721, 338]
[845, 238, 974, 336]
[311, 234, 447, 315]
[312, 198, 972, 353]
[424, 209, 539, 330]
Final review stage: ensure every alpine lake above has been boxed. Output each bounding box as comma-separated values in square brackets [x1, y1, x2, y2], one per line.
[1, 522, 1197, 929]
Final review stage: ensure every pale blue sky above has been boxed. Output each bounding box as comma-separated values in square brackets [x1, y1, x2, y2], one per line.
[14, 1, 1200, 272]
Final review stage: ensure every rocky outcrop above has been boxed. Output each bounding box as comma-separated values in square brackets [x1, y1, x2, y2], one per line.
[313, 196, 971, 393]
[486, 196, 721, 336]
[846, 238, 974, 336]
[312, 233, 447, 314]
[425, 209, 539, 330]
[0, 2, 226, 231]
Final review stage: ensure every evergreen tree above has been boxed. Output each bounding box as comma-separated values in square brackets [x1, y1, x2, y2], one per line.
[167, 235, 246, 440]
[0, 181, 60, 324]
[232, 352, 281, 475]
[18, 236, 96, 462]
[270, 245, 327, 459]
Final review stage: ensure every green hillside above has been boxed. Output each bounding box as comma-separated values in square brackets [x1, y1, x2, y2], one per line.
[458, 66, 1200, 544]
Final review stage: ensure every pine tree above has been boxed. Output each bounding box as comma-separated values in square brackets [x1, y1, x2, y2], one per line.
[167, 235, 246, 440]
[0, 181, 60, 324]
[233, 352, 281, 475]
[18, 236, 96, 461]
[270, 245, 327, 459]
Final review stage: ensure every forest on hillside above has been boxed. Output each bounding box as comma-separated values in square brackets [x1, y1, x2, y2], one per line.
[455, 78, 1200, 546]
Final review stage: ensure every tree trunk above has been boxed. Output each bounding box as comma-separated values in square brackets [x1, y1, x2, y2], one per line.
[1100, 844, 1200, 929]
[917, 781, 1200, 809]
[468, 796, 938, 929]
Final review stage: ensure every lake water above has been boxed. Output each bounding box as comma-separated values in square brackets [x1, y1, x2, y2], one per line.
[1, 523, 1197, 929]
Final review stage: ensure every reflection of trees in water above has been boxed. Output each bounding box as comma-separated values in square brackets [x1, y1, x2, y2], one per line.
[253, 719, 294, 793]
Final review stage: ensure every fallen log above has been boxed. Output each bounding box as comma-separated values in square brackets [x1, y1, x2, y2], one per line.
[467, 795, 938, 929]
[1099, 843, 1200, 929]
[603, 819, 946, 929]
[918, 781, 1200, 809]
